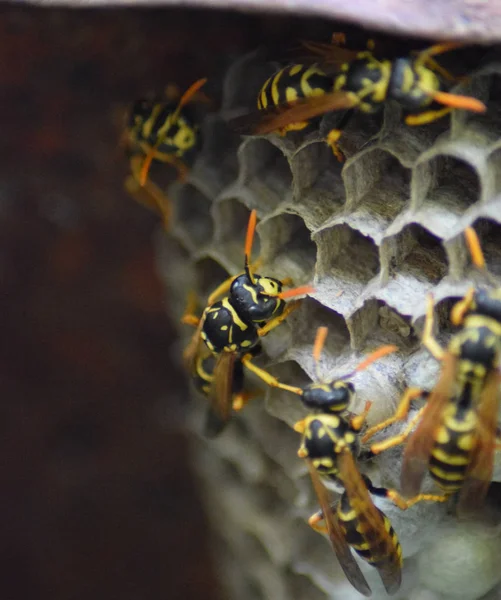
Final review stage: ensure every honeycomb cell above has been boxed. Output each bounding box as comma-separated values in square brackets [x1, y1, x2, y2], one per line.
[285, 297, 350, 364]
[468, 218, 501, 278]
[193, 256, 231, 301]
[387, 223, 448, 284]
[290, 141, 345, 228]
[414, 153, 481, 217]
[171, 183, 213, 252]
[258, 213, 316, 284]
[348, 298, 418, 350]
[344, 148, 411, 216]
[189, 115, 241, 198]
[238, 138, 293, 212]
[315, 225, 380, 310]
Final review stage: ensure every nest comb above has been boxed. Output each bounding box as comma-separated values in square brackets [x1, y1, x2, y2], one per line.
[155, 46, 501, 600]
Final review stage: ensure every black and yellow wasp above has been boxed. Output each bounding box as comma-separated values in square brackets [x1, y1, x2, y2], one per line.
[364, 227, 501, 517]
[182, 209, 313, 435]
[248, 327, 444, 595]
[123, 78, 207, 227]
[229, 37, 486, 160]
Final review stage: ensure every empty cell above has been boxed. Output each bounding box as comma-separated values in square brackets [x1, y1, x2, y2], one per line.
[239, 139, 293, 211]
[468, 218, 501, 278]
[391, 224, 447, 284]
[193, 257, 231, 302]
[287, 297, 350, 358]
[213, 199, 258, 262]
[172, 184, 213, 251]
[344, 149, 410, 211]
[349, 299, 418, 350]
[258, 213, 316, 284]
[420, 154, 481, 213]
[291, 142, 345, 224]
[316, 224, 380, 286]
[424, 296, 460, 339]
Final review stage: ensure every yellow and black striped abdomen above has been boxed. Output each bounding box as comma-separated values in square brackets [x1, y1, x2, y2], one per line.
[337, 492, 402, 566]
[429, 403, 477, 494]
[257, 64, 333, 111]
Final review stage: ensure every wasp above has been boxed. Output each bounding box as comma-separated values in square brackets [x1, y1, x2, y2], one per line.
[182, 209, 313, 434]
[247, 326, 444, 595]
[229, 39, 486, 161]
[363, 227, 501, 517]
[123, 78, 207, 227]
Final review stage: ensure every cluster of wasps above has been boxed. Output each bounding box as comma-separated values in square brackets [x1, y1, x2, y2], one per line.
[121, 33, 499, 597]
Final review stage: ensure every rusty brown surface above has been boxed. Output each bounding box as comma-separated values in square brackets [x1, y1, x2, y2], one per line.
[8, 0, 501, 43]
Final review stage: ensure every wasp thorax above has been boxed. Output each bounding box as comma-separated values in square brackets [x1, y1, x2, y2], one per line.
[230, 273, 285, 323]
[302, 381, 355, 413]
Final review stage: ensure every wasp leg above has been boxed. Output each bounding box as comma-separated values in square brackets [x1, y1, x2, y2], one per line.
[232, 389, 260, 411]
[257, 300, 300, 337]
[308, 509, 331, 535]
[368, 481, 448, 508]
[450, 287, 476, 326]
[181, 291, 201, 327]
[362, 388, 427, 443]
[350, 401, 373, 432]
[422, 294, 446, 361]
[128, 155, 172, 228]
[241, 354, 303, 395]
[326, 129, 344, 161]
[405, 106, 452, 126]
[370, 406, 426, 454]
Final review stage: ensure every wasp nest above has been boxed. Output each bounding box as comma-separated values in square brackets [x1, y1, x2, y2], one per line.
[156, 48, 501, 600]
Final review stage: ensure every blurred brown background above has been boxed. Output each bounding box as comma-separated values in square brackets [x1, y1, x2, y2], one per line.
[0, 7, 354, 599]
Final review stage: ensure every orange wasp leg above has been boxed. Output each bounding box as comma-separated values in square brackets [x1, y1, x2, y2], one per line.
[422, 294, 446, 361]
[370, 406, 426, 454]
[241, 353, 303, 396]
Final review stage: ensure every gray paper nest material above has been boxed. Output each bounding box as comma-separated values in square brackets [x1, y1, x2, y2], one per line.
[16, 0, 501, 44]
[157, 48, 501, 600]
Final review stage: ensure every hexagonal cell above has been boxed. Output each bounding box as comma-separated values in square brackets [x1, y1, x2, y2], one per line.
[238, 138, 293, 212]
[290, 141, 345, 227]
[212, 199, 257, 264]
[285, 297, 351, 367]
[193, 256, 231, 302]
[414, 154, 481, 215]
[387, 223, 448, 284]
[468, 218, 501, 278]
[343, 148, 411, 214]
[348, 298, 418, 351]
[171, 183, 213, 252]
[189, 115, 241, 198]
[315, 225, 380, 301]
[258, 213, 316, 285]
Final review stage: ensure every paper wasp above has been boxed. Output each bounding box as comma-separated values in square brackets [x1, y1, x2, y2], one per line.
[246, 327, 444, 595]
[182, 209, 313, 435]
[364, 226, 501, 517]
[229, 38, 486, 161]
[123, 78, 207, 227]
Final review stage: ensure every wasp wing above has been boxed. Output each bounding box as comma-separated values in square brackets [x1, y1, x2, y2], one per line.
[338, 451, 401, 595]
[401, 353, 457, 498]
[204, 352, 237, 437]
[182, 317, 205, 373]
[306, 460, 372, 597]
[300, 40, 360, 66]
[228, 91, 359, 136]
[457, 368, 501, 517]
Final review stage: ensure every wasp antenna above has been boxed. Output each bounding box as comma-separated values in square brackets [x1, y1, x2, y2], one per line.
[170, 77, 208, 124]
[353, 345, 398, 374]
[465, 226, 486, 270]
[278, 285, 315, 300]
[431, 90, 486, 113]
[244, 209, 258, 283]
[313, 327, 328, 381]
